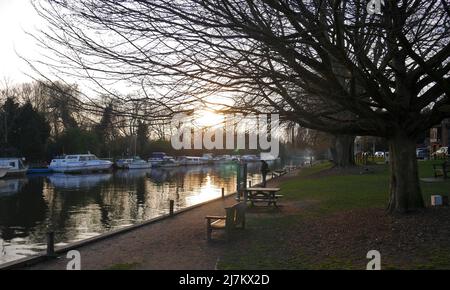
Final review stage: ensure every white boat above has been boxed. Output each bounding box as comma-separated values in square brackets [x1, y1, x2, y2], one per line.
[148, 152, 168, 167]
[0, 158, 29, 177]
[158, 156, 179, 167]
[200, 153, 214, 164]
[241, 154, 260, 162]
[49, 154, 113, 173]
[0, 166, 11, 178]
[128, 157, 152, 169]
[178, 156, 204, 166]
[115, 158, 132, 169]
[213, 155, 234, 164]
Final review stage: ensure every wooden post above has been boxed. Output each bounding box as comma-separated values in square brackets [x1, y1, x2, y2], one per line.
[221, 187, 225, 198]
[169, 200, 174, 216]
[443, 195, 449, 206]
[46, 232, 55, 257]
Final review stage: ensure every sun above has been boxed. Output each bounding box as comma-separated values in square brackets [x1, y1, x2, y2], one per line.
[194, 110, 224, 128]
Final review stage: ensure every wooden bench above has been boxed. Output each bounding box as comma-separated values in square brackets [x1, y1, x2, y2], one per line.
[205, 202, 246, 242]
[433, 161, 449, 179]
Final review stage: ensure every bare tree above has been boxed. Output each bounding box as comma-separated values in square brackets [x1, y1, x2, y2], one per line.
[31, 0, 449, 213]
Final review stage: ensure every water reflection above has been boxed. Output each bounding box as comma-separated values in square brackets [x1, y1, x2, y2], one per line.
[48, 173, 113, 190]
[0, 160, 288, 264]
[0, 178, 28, 197]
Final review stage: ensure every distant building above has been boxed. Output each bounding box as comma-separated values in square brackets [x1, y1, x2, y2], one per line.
[430, 118, 450, 151]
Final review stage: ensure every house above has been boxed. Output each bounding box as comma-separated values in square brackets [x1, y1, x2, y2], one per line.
[430, 118, 450, 152]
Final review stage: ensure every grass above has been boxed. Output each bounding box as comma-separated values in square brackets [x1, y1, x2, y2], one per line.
[218, 159, 450, 270]
[297, 161, 334, 178]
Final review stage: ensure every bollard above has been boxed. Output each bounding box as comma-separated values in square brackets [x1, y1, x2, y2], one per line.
[46, 232, 55, 257]
[248, 180, 252, 188]
[443, 195, 449, 206]
[221, 188, 225, 198]
[169, 200, 174, 216]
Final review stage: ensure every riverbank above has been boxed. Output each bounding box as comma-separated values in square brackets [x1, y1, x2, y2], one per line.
[16, 161, 450, 269]
[17, 168, 300, 270]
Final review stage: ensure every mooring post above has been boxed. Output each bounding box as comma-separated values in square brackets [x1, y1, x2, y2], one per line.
[221, 187, 225, 198]
[169, 200, 174, 216]
[46, 231, 55, 257]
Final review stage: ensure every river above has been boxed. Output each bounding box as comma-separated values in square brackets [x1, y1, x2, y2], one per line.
[0, 160, 294, 265]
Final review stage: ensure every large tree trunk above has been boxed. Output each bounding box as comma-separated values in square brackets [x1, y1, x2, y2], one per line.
[387, 134, 424, 213]
[331, 135, 355, 167]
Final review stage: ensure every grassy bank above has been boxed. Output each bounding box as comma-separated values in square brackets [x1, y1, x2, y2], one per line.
[218, 160, 450, 269]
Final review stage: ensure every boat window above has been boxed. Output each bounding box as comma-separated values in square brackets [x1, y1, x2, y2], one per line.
[79, 156, 87, 161]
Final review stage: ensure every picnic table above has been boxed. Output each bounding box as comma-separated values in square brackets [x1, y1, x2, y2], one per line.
[237, 187, 283, 207]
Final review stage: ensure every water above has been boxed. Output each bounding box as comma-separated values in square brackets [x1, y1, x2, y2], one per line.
[0, 160, 291, 265]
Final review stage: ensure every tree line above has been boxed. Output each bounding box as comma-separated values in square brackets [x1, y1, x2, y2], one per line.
[0, 81, 174, 163]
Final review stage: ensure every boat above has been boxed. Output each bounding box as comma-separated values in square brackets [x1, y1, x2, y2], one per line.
[213, 155, 234, 164]
[49, 154, 113, 173]
[115, 158, 132, 169]
[0, 158, 29, 177]
[200, 153, 215, 164]
[241, 154, 260, 162]
[158, 156, 179, 167]
[148, 152, 168, 167]
[0, 166, 11, 178]
[128, 156, 152, 169]
[178, 156, 204, 166]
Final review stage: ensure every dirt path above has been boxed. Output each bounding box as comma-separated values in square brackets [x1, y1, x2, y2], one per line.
[23, 171, 299, 270]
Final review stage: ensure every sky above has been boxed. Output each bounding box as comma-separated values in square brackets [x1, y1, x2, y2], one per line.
[0, 0, 42, 84]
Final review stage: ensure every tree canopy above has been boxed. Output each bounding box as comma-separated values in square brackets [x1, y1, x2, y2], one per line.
[31, 0, 450, 213]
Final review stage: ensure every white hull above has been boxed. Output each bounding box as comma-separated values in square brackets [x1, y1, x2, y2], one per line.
[0, 167, 10, 178]
[50, 164, 112, 173]
[5, 168, 29, 177]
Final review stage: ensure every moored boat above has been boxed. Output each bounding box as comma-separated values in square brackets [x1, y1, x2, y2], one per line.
[115, 158, 133, 169]
[49, 154, 113, 173]
[241, 154, 260, 162]
[0, 166, 11, 178]
[178, 156, 204, 166]
[0, 158, 29, 177]
[158, 156, 179, 167]
[200, 153, 214, 164]
[128, 157, 152, 169]
[213, 155, 234, 164]
[148, 152, 168, 167]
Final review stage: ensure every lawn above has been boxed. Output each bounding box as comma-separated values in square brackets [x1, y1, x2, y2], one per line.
[218, 160, 450, 270]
